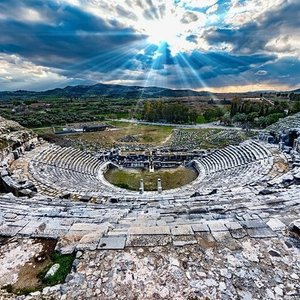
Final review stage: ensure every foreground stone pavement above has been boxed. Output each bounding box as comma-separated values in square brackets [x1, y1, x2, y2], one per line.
[58, 235, 300, 300]
[1, 116, 300, 299]
[0, 230, 299, 300]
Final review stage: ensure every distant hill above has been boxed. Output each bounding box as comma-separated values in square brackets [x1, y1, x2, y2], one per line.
[291, 88, 300, 94]
[0, 83, 212, 100]
[0, 83, 299, 100]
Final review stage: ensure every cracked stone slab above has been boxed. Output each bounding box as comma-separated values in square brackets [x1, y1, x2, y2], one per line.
[107, 230, 128, 237]
[18, 220, 48, 236]
[225, 222, 243, 230]
[191, 223, 210, 232]
[211, 231, 232, 242]
[247, 227, 277, 238]
[34, 228, 69, 238]
[171, 225, 193, 236]
[173, 235, 197, 247]
[69, 222, 110, 232]
[6, 219, 29, 227]
[195, 232, 217, 247]
[98, 236, 127, 250]
[128, 226, 170, 235]
[0, 225, 23, 236]
[241, 220, 267, 229]
[229, 228, 248, 239]
[4, 213, 18, 219]
[207, 221, 228, 232]
[266, 218, 286, 231]
[57, 224, 109, 253]
[126, 234, 172, 247]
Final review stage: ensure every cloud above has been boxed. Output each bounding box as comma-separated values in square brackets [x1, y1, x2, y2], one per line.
[206, 4, 219, 15]
[224, 0, 285, 27]
[181, 0, 218, 9]
[0, 0, 299, 92]
[181, 12, 198, 24]
[205, 0, 300, 57]
[255, 70, 268, 76]
[0, 53, 79, 91]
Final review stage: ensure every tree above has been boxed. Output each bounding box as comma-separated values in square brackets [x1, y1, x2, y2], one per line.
[256, 116, 267, 128]
[247, 112, 259, 122]
[221, 112, 231, 125]
[232, 113, 247, 124]
[203, 107, 225, 122]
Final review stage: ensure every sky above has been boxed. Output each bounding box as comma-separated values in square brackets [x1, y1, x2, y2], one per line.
[0, 0, 299, 92]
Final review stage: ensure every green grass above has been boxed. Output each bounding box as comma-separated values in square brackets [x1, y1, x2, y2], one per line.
[41, 253, 75, 286]
[67, 122, 173, 147]
[16, 287, 40, 296]
[196, 115, 207, 124]
[3, 251, 75, 296]
[104, 167, 198, 191]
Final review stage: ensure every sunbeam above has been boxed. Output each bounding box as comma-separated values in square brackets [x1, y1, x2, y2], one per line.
[0, 0, 299, 92]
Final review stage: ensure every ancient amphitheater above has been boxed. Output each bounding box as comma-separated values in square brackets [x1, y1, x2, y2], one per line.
[0, 115, 300, 299]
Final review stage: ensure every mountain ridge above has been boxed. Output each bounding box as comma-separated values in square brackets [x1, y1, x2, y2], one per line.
[0, 83, 299, 100]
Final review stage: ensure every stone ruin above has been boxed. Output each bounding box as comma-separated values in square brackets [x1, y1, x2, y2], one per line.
[0, 115, 299, 299]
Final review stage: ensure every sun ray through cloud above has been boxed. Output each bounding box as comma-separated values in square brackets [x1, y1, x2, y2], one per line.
[0, 0, 299, 92]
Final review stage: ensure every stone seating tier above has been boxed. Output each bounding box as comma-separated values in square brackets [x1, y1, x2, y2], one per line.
[21, 140, 275, 199]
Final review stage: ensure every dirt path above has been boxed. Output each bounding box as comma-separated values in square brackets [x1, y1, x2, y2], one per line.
[160, 130, 173, 146]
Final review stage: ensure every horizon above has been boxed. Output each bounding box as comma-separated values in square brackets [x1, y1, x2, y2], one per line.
[0, 81, 299, 95]
[0, 1, 299, 92]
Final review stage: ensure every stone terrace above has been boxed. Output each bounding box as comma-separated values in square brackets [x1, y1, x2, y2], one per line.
[7, 139, 278, 201]
[0, 116, 300, 299]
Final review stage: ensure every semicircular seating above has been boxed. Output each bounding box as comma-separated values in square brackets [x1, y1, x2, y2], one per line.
[194, 140, 273, 190]
[24, 139, 275, 199]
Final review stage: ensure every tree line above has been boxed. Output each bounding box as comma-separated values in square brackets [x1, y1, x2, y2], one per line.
[141, 101, 198, 124]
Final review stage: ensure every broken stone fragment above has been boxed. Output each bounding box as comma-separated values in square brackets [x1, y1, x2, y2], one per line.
[45, 263, 60, 279]
[288, 220, 300, 235]
[259, 189, 275, 195]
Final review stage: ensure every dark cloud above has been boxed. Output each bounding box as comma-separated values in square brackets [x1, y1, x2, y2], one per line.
[181, 12, 198, 24]
[0, 0, 299, 91]
[205, 1, 300, 55]
[186, 35, 197, 43]
[0, 0, 146, 71]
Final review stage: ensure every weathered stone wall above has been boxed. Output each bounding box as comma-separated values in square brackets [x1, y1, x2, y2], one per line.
[0, 116, 39, 194]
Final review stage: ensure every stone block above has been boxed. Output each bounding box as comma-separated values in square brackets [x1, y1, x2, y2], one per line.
[207, 221, 228, 232]
[128, 226, 170, 235]
[126, 234, 172, 247]
[70, 222, 110, 232]
[211, 231, 232, 242]
[76, 230, 106, 250]
[172, 235, 197, 247]
[191, 223, 210, 232]
[225, 222, 243, 230]
[247, 227, 277, 238]
[266, 218, 286, 231]
[0, 224, 22, 236]
[171, 225, 193, 235]
[19, 220, 47, 236]
[241, 220, 267, 229]
[98, 236, 126, 250]
[229, 229, 247, 239]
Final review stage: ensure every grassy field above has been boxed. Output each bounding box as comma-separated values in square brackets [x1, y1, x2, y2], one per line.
[33, 121, 256, 151]
[104, 166, 198, 191]
[66, 122, 174, 147]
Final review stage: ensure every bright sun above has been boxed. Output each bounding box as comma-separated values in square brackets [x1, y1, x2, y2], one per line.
[143, 16, 182, 46]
